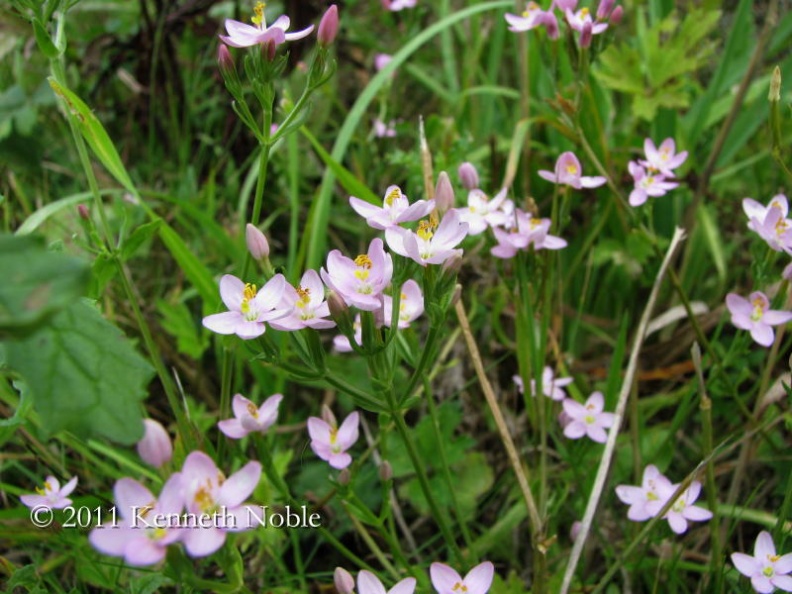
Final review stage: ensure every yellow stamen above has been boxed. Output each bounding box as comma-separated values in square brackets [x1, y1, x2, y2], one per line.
[452, 583, 468, 592]
[241, 283, 258, 315]
[251, 2, 266, 27]
[296, 285, 311, 308]
[565, 164, 578, 175]
[385, 186, 402, 206]
[35, 481, 52, 496]
[580, 7, 590, 17]
[354, 255, 373, 268]
[247, 402, 259, 418]
[417, 219, 437, 241]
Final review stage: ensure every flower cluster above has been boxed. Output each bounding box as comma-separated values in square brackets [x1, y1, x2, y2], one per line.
[743, 194, 792, 254]
[615, 465, 712, 534]
[333, 561, 494, 594]
[505, 0, 622, 45]
[628, 138, 687, 207]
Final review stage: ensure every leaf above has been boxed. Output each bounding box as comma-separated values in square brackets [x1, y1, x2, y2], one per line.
[32, 19, 58, 59]
[4, 300, 153, 444]
[47, 78, 137, 195]
[157, 221, 219, 309]
[120, 219, 161, 261]
[0, 234, 90, 338]
[156, 298, 209, 360]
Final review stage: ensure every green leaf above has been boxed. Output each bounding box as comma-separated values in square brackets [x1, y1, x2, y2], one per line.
[0, 234, 90, 338]
[48, 77, 137, 195]
[156, 298, 209, 360]
[4, 300, 153, 444]
[157, 221, 219, 309]
[120, 220, 161, 261]
[32, 19, 58, 59]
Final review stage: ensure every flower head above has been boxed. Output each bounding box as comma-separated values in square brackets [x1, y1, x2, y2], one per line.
[269, 270, 336, 331]
[218, 393, 283, 439]
[490, 209, 567, 258]
[321, 238, 393, 311]
[743, 195, 792, 254]
[561, 391, 615, 443]
[374, 119, 397, 138]
[456, 188, 514, 235]
[726, 291, 792, 347]
[732, 531, 792, 594]
[458, 162, 480, 190]
[385, 210, 469, 266]
[350, 186, 435, 231]
[137, 419, 173, 468]
[640, 138, 688, 177]
[430, 561, 494, 594]
[565, 7, 608, 34]
[317, 4, 339, 47]
[202, 274, 291, 339]
[383, 279, 424, 328]
[615, 464, 670, 522]
[89, 474, 183, 566]
[246, 223, 270, 260]
[538, 151, 606, 189]
[308, 411, 360, 469]
[513, 366, 573, 400]
[219, 2, 314, 48]
[655, 479, 713, 534]
[627, 161, 679, 207]
[357, 570, 417, 594]
[505, 2, 558, 39]
[335, 568, 356, 594]
[20, 475, 78, 510]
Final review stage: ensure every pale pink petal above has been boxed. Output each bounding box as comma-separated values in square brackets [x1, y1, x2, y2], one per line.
[234, 320, 266, 339]
[389, 577, 417, 594]
[579, 176, 607, 188]
[666, 513, 688, 534]
[203, 311, 245, 334]
[308, 417, 332, 443]
[218, 418, 248, 438]
[357, 570, 388, 594]
[751, 575, 775, 594]
[731, 552, 761, 576]
[232, 394, 254, 419]
[182, 526, 226, 557]
[329, 451, 352, 469]
[683, 506, 712, 522]
[464, 561, 495, 594]
[219, 275, 245, 311]
[564, 421, 587, 439]
[750, 324, 774, 347]
[284, 24, 315, 41]
[587, 425, 608, 443]
[774, 552, 792, 574]
[431, 563, 464, 593]
[219, 461, 262, 508]
[89, 525, 137, 556]
[772, 574, 792, 591]
[115, 478, 154, 518]
[336, 412, 360, 449]
[125, 539, 166, 566]
[755, 531, 777, 558]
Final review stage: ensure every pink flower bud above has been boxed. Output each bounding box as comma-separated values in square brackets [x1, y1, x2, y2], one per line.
[77, 204, 90, 220]
[596, 0, 614, 20]
[321, 404, 338, 427]
[580, 21, 593, 48]
[374, 53, 393, 72]
[337, 468, 351, 485]
[136, 419, 172, 468]
[609, 5, 623, 24]
[246, 223, 270, 260]
[434, 171, 455, 213]
[570, 520, 583, 541]
[334, 567, 355, 594]
[379, 461, 393, 482]
[783, 261, 792, 281]
[318, 5, 339, 47]
[458, 162, 479, 190]
[217, 43, 235, 76]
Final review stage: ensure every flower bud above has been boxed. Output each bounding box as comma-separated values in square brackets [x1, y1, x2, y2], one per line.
[321, 404, 338, 428]
[441, 253, 463, 278]
[217, 44, 235, 77]
[246, 223, 270, 260]
[379, 461, 393, 482]
[434, 171, 455, 214]
[570, 520, 583, 541]
[783, 261, 792, 281]
[609, 5, 623, 24]
[579, 21, 593, 48]
[318, 5, 339, 47]
[77, 204, 90, 220]
[374, 53, 393, 72]
[337, 468, 351, 485]
[770, 66, 782, 102]
[596, 0, 614, 20]
[262, 39, 277, 62]
[458, 162, 479, 190]
[449, 283, 462, 308]
[136, 419, 172, 468]
[334, 567, 355, 594]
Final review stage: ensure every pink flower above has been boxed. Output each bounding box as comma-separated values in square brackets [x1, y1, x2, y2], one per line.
[89, 474, 183, 566]
[490, 209, 567, 258]
[335, 568, 356, 594]
[743, 195, 792, 254]
[350, 185, 435, 231]
[627, 161, 679, 207]
[654, 479, 713, 534]
[357, 570, 417, 594]
[20, 475, 78, 510]
[219, 3, 314, 48]
[317, 4, 339, 47]
[246, 223, 270, 260]
[385, 210, 469, 266]
[538, 151, 606, 189]
[321, 238, 393, 311]
[430, 561, 494, 594]
[202, 274, 292, 339]
[307, 411, 360, 469]
[383, 0, 417, 11]
[458, 162, 480, 190]
[180, 452, 262, 557]
[732, 531, 792, 594]
[615, 464, 670, 522]
[726, 291, 792, 347]
[333, 313, 363, 353]
[269, 270, 336, 331]
[561, 391, 615, 443]
[505, 2, 558, 39]
[383, 279, 424, 328]
[375, 53, 393, 72]
[565, 7, 608, 35]
[513, 366, 573, 400]
[374, 119, 397, 137]
[455, 188, 514, 235]
[639, 138, 688, 177]
[137, 419, 173, 468]
[218, 393, 283, 439]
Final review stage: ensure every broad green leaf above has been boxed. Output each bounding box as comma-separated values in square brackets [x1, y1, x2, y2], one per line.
[0, 234, 90, 337]
[48, 77, 137, 195]
[4, 300, 153, 444]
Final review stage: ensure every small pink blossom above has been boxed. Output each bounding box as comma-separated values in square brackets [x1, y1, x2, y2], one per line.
[743, 195, 792, 254]
[455, 188, 514, 235]
[307, 411, 360, 469]
[245, 223, 270, 260]
[202, 274, 291, 339]
[640, 138, 688, 177]
[430, 561, 494, 594]
[538, 151, 606, 189]
[627, 161, 679, 207]
[218, 393, 283, 439]
[615, 464, 670, 522]
[732, 531, 792, 594]
[20, 475, 78, 510]
[490, 209, 567, 258]
[514, 366, 573, 400]
[350, 186, 435, 231]
[383, 279, 424, 328]
[358, 570, 417, 594]
[269, 270, 336, 331]
[385, 210, 469, 266]
[655, 479, 713, 534]
[561, 391, 614, 443]
[565, 7, 608, 34]
[219, 4, 314, 49]
[89, 475, 183, 566]
[726, 291, 792, 347]
[317, 4, 339, 47]
[383, 0, 417, 11]
[374, 119, 397, 137]
[335, 568, 356, 594]
[137, 419, 173, 468]
[321, 238, 393, 311]
[375, 53, 393, 72]
[505, 2, 558, 39]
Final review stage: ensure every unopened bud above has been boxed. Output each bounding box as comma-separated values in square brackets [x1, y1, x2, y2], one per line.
[77, 204, 90, 220]
[318, 5, 339, 47]
[570, 520, 583, 541]
[218, 44, 235, 76]
[334, 568, 355, 594]
[580, 21, 593, 48]
[337, 468, 351, 485]
[609, 5, 623, 24]
[246, 223, 270, 260]
[783, 261, 792, 281]
[379, 461, 393, 482]
[770, 66, 781, 102]
[596, 0, 614, 20]
[374, 53, 392, 72]
[321, 404, 338, 427]
[434, 171, 455, 214]
[449, 283, 462, 308]
[262, 39, 277, 62]
[458, 162, 479, 190]
[136, 419, 173, 468]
